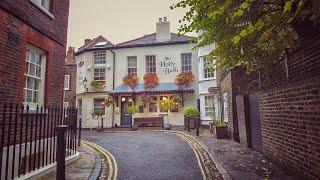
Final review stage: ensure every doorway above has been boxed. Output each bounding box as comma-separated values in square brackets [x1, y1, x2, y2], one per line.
[121, 97, 133, 126]
[248, 93, 263, 152]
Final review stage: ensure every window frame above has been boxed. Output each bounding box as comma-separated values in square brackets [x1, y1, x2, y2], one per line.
[223, 92, 228, 122]
[93, 99, 105, 116]
[204, 95, 215, 118]
[29, 0, 54, 19]
[202, 56, 215, 79]
[93, 51, 107, 65]
[146, 55, 156, 73]
[127, 56, 137, 75]
[148, 96, 158, 113]
[93, 68, 106, 81]
[24, 45, 46, 109]
[181, 53, 192, 72]
[64, 75, 70, 90]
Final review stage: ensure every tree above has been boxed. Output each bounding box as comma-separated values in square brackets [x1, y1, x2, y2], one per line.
[171, 0, 320, 72]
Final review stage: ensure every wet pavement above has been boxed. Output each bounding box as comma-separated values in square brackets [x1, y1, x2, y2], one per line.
[193, 130, 299, 180]
[38, 145, 96, 180]
[82, 131, 203, 180]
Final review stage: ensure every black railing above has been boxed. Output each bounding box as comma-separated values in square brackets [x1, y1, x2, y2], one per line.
[0, 103, 80, 180]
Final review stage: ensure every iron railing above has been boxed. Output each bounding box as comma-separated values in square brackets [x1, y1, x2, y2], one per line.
[0, 103, 79, 180]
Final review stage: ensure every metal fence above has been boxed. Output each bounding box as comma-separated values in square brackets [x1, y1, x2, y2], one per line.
[0, 103, 79, 180]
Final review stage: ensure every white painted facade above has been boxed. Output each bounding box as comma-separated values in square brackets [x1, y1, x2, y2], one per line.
[76, 19, 199, 128]
[198, 43, 220, 125]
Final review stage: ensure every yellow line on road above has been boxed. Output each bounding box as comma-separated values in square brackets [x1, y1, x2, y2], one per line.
[82, 140, 118, 180]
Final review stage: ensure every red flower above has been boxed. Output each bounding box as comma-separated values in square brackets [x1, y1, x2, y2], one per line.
[175, 72, 195, 87]
[123, 74, 139, 89]
[143, 72, 159, 89]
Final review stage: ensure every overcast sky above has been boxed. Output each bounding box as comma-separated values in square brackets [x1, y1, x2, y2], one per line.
[67, 0, 195, 49]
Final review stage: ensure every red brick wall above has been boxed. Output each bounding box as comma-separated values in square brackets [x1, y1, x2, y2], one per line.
[259, 36, 320, 179]
[0, 0, 69, 107]
[64, 62, 77, 106]
[0, 0, 70, 45]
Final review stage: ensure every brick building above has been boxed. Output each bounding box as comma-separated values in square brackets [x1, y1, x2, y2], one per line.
[0, 0, 70, 108]
[64, 47, 77, 108]
[219, 33, 320, 178]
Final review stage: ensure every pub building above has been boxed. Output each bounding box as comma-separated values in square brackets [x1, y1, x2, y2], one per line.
[75, 17, 199, 128]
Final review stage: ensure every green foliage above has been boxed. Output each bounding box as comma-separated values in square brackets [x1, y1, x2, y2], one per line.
[128, 106, 139, 115]
[171, 0, 320, 72]
[213, 119, 227, 127]
[183, 107, 200, 118]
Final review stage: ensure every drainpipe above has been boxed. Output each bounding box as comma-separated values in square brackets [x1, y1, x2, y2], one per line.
[111, 48, 116, 127]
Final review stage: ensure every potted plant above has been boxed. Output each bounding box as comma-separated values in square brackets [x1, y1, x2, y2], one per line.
[123, 74, 139, 89]
[182, 107, 199, 129]
[143, 72, 159, 89]
[90, 80, 105, 89]
[175, 72, 195, 88]
[128, 105, 139, 130]
[212, 119, 227, 139]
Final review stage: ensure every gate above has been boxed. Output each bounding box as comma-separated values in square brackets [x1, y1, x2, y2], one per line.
[248, 94, 263, 152]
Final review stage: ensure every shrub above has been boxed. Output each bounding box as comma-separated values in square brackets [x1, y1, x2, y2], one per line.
[128, 106, 139, 115]
[90, 80, 105, 89]
[183, 107, 199, 118]
[213, 119, 226, 127]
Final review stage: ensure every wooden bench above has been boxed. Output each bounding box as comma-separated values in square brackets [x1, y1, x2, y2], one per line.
[134, 117, 164, 128]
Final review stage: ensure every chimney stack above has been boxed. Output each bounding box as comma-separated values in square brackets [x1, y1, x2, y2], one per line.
[66, 46, 75, 61]
[156, 17, 171, 42]
[84, 39, 91, 45]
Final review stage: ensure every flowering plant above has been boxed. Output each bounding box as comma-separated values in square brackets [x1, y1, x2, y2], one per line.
[143, 72, 159, 89]
[90, 80, 105, 89]
[104, 96, 114, 107]
[123, 74, 139, 89]
[175, 72, 195, 87]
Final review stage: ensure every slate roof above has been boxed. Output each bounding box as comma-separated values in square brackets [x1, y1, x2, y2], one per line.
[116, 33, 194, 48]
[76, 35, 115, 54]
[75, 33, 195, 55]
[111, 83, 194, 95]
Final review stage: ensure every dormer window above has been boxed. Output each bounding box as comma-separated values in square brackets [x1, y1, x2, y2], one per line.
[93, 51, 106, 64]
[94, 41, 108, 47]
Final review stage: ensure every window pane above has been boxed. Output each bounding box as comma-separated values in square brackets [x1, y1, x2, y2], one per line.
[29, 64, 36, 76]
[26, 77, 34, 89]
[36, 66, 41, 77]
[33, 91, 38, 103]
[25, 90, 32, 102]
[149, 103, 157, 113]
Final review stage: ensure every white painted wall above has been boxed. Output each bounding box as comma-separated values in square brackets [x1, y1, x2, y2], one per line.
[197, 43, 220, 125]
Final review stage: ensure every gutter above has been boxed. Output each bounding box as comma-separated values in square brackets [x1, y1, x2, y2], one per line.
[111, 48, 116, 127]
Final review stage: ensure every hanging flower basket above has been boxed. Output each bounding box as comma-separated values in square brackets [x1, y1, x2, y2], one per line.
[90, 80, 105, 89]
[143, 72, 159, 89]
[123, 74, 139, 89]
[175, 72, 195, 87]
[104, 96, 114, 107]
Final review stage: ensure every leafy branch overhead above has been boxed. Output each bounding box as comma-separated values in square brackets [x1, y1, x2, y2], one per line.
[171, 0, 320, 72]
